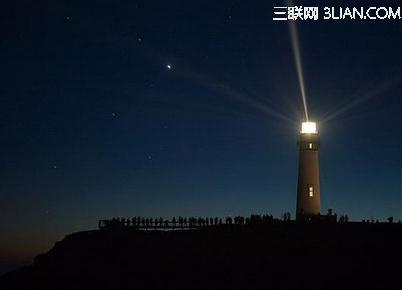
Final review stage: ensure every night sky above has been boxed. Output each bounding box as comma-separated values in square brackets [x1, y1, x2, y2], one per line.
[1, 0, 402, 273]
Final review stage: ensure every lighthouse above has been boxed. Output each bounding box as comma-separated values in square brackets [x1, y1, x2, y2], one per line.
[296, 121, 321, 221]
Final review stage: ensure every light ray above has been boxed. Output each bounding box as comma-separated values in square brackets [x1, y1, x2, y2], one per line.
[163, 60, 296, 124]
[287, 1, 309, 121]
[140, 44, 297, 124]
[321, 75, 402, 123]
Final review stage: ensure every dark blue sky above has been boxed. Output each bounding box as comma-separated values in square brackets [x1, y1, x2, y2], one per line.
[1, 0, 402, 272]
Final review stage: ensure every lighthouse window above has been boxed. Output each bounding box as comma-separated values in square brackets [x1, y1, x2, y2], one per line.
[309, 143, 313, 149]
[308, 186, 314, 197]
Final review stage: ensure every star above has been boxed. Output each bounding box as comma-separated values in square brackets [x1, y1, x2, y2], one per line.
[111, 112, 117, 117]
[53, 165, 57, 169]
[166, 64, 173, 70]
[65, 16, 71, 21]
[137, 37, 142, 42]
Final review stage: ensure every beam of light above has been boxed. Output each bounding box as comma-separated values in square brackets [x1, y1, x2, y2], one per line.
[159, 62, 295, 124]
[321, 75, 402, 123]
[183, 70, 296, 124]
[217, 84, 297, 124]
[138, 44, 297, 124]
[287, 1, 309, 121]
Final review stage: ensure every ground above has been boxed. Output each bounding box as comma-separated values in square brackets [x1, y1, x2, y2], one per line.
[1, 222, 402, 289]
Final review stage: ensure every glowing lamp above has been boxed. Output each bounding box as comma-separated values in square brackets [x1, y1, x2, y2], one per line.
[301, 121, 317, 134]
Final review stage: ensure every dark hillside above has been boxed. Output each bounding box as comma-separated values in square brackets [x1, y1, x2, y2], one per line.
[1, 223, 402, 289]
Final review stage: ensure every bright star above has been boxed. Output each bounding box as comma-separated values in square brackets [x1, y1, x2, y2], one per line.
[166, 64, 172, 70]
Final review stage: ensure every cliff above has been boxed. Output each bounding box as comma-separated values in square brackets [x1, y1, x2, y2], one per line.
[1, 223, 402, 289]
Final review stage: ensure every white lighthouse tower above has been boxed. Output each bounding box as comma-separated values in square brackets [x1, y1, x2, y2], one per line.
[296, 121, 321, 221]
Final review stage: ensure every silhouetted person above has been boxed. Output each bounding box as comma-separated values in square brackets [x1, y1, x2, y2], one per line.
[250, 215, 261, 224]
[172, 217, 176, 227]
[388, 216, 394, 223]
[178, 216, 183, 228]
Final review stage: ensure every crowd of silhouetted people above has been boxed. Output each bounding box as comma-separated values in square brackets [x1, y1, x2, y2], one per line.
[361, 216, 397, 224]
[98, 214, 278, 229]
[98, 212, 401, 230]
